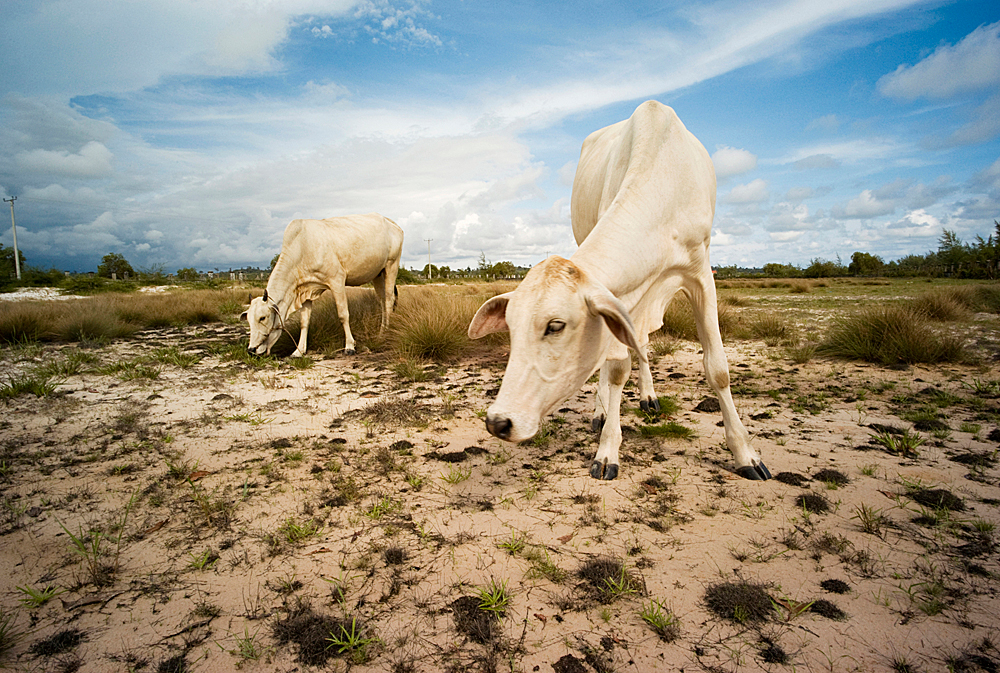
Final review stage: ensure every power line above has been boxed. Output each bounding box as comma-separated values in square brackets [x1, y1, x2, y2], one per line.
[424, 238, 433, 279]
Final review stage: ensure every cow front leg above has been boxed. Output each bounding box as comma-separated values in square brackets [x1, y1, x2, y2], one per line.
[637, 345, 659, 413]
[590, 355, 629, 480]
[331, 284, 356, 355]
[591, 362, 609, 432]
[688, 272, 770, 480]
[292, 300, 312, 357]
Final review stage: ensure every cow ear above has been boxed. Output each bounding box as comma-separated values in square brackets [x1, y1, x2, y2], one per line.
[240, 311, 248, 322]
[586, 290, 646, 360]
[247, 293, 252, 304]
[262, 289, 268, 302]
[468, 293, 511, 339]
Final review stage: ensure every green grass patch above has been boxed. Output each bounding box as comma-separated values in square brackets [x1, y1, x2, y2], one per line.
[818, 304, 966, 365]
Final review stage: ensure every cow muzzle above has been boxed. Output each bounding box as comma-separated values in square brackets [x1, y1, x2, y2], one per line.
[485, 413, 513, 440]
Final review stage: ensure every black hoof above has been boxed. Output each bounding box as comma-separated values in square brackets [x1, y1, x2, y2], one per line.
[591, 416, 605, 433]
[344, 348, 356, 356]
[589, 460, 619, 480]
[736, 462, 772, 481]
[640, 397, 661, 413]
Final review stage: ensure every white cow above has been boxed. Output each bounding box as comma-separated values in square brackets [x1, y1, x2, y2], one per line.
[242, 213, 403, 357]
[469, 101, 770, 481]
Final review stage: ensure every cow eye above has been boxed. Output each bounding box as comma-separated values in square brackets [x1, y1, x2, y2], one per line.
[544, 320, 565, 336]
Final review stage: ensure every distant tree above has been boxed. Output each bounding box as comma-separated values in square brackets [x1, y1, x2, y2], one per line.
[395, 267, 420, 285]
[803, 256, 847, 278]
[97, 252, 134, 279]
[421, 263, 439, 279]
[491, 261, 516, 278]
[176, 267, 198, 281]
[477, 252, 491, 277]
[0, 244, 26, 284]
[848, 251, 885, 276]
[761, 262, 798, 278]
[270, 253, 281, 269]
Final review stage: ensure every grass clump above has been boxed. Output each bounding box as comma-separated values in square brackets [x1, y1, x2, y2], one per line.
[387, 289, 476, 362]
[818, 304, 965, 365]
[639, 421, 695, 440]
[578, 556, 643, 603]
[704, 579, 773, 624]
[639, 599, 680, 642]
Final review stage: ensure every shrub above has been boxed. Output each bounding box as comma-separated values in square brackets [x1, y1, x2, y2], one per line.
[387, 288, 477, 362]
[818, 304, 966, 365]
[660, 294, 742, 341]
[909, 290, 970, 322]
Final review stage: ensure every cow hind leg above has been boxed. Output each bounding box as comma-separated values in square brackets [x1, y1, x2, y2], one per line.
[331, 284, 356, 355]
[372, 270, 389, 334]
[292, 300, 312, 357]
[590, 355, 629, 480]
[687, 272, 771, 481]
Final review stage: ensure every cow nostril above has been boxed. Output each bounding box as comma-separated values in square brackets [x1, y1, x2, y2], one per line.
[486, 415, 512, 440]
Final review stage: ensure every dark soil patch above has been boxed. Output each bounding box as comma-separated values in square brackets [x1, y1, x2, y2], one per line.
[577, 556, 643, 604]
[810, 598, 847, 620]
[427, 449, 469, 462]
[950, 451, 998, 469]
[909, 488, 966, 511]
[389, 440, 413, 451]
[955, 538, 996, 558]
[451, 595, 499, 643]
[796, 493, 831, 514]
[868, 423, 904, 435]
[813, 469, 850, 486]
[694, 397, 721, 412]
[383, 546, 406, 565]
[29, 628, 84, 657]
[820, 579, 850, 594]
[704, 580, 773, 623]
[271, 606, 348, 666]
[774, 472, 809, 487]
[989, 428, 1000, 443]
[552, 654, 589, 673]
[759, 639, 788, 664]
[464, 445, 488, 456]
[157, 653, 188, 673]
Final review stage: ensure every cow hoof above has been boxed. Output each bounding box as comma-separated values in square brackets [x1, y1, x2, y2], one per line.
[589, 460, 619, 480]
[290, 350, 303, 358]
[736, 461, 772, 481]
[640, 397, 661, 413]
[344, 348, 356, 356]
[591, 416, 605, 433]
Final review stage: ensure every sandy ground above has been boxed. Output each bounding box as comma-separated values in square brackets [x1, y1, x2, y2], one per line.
[1, 317, 999, 673]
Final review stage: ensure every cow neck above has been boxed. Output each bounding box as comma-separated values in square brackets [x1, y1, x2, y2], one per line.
[571, 226, 655, 306]
[264, 270, 297, 320]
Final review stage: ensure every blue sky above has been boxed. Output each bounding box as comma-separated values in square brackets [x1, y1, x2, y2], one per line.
[1, 0, 998, 274]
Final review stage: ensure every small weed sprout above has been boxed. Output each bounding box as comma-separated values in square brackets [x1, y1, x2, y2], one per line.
[497, 531, 527, 555]
[870, 428, 924, 458]
[16, 584, 64, 608]
[640, 599, 680, 642]
[475, 578, 511, 622]
[325, 616, 377, 663]
[440, 464, 472, 484]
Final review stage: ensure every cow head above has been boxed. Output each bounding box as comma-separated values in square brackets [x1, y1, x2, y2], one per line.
[240, 289, 282, 355]
[468, 257, 643, 442]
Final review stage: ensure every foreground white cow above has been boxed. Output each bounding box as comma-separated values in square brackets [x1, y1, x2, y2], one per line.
[242, 213, 403, 357]
[469, 101, 770, 481]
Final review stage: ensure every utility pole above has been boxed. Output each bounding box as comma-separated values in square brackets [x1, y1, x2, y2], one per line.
[424, 238, 433, 279]
[3, 196, 20, 280]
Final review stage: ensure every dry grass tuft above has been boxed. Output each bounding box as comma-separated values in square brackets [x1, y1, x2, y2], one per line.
[818, 304, 966, 365]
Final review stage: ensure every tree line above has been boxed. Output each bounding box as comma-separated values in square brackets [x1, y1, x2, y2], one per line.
[2, 222, 998, 291]
[715, 223, 1000, 280]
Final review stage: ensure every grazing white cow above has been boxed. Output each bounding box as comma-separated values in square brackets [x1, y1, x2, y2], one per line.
[242, 213, 403, 357]
[469, 101, 770, 481]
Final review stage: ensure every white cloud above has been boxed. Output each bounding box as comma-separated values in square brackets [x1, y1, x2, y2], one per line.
[878, 21, 1000, 100]
[785, 186, 814, 202]
[725, 178, 770, 204]
[767, 203, 811, 231]
[834, 189, 896, 219]
[806, 114, 840, 132]
[712, 146, 757, 178]
[886, 209, 940, 237]
[793, 154, 840, 170]
[16, 141, 113, 178]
